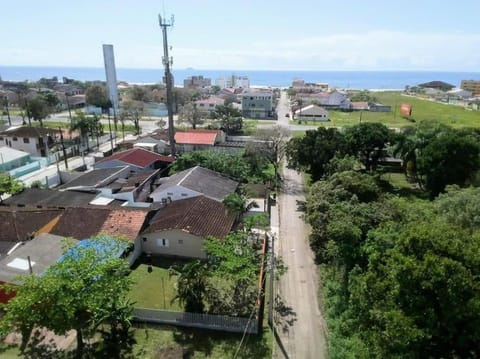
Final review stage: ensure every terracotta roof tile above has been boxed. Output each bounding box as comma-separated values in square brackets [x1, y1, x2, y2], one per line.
[0, 206, 64, 248]
[145, 196, 235, 239]
[97, 148, 174, 168]
[50, 207, 150, 241]
[174, 130, 220, 146]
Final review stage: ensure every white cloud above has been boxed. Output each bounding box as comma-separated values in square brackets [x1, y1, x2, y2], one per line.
[167, 31, 480, 71]
[2, 31, 480, 70]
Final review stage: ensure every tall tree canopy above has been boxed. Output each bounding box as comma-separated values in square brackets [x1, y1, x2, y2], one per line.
[394, 123, 480, 196]
[0, 236, 133, 358]
[286, 127, 348, 181]
[177, 102, 204, 129]
[344, 122, 392, 171]
[85, 84, 111, 111]
[212, 105, 243, 135]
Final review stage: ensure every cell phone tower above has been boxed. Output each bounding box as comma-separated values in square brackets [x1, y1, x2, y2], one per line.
[159, 14, 176, 156]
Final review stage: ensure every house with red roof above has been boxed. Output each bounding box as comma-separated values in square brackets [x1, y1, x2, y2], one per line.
[48, 206, 152, 264]
[174, 129, 225, 153]
[94, 147, 174, 172]
[141, 195, 235, 258]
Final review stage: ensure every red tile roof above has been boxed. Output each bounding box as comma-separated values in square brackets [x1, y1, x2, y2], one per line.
[97, 148, 174, 167]
[0, 207, 63, 244]
[174, 130, 220, 146]
[50, 207, 150, 241]
[145, 196, 235, 239]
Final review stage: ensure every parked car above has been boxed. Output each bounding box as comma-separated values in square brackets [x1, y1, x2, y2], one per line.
[285, 113, 290, 117]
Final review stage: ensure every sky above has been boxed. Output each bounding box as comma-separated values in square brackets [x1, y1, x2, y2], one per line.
[1, 0, 480, 71]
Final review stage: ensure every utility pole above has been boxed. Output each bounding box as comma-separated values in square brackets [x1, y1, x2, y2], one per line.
[58, 127, 68, 170]
[65, 93, 72, 126]
[159, 14, 176, 157]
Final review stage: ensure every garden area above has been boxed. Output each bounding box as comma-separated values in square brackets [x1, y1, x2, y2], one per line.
[128, 255, 185, 311]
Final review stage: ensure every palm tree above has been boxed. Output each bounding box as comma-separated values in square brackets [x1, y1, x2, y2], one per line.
[169, 260, 208, 313]
[223, 193, 258, 225]
[70, 111, 93, 152]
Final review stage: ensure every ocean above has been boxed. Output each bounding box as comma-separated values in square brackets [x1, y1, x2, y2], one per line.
[1, 66, 479, 90]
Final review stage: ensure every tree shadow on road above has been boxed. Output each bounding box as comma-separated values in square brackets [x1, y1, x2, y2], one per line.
[274, 295, 297, 333]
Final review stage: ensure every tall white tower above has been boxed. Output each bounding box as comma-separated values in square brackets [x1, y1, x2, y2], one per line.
[102, 44, 119, 114]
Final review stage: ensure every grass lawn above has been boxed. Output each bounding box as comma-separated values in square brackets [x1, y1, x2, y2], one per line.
[128, 255, 187, 311]
[290, 91, 480, 129]
[0, 344, 21, 359]
[132, 321, 272, 358]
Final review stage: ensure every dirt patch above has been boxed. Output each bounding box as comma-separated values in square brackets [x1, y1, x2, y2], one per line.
[4, 327, 76, 351]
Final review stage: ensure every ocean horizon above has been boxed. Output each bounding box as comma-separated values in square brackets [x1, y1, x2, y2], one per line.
[1, 66, 479, 90]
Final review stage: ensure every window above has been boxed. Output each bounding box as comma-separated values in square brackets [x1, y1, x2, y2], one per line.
[23, 138, 30, 143]
[181, 193, 188, 197]
[178, 239, 183, 244]
[156, 238, 170, 247]
[12, 137, 17, 141]
[0, 137, 3, 141]
[167, 192, 174, 196]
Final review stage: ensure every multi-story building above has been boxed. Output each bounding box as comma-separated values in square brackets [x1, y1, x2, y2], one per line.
[216, 75, 250, 89]
[241, 89, 274, 119]
[461, 80, 480, 96]
[0, 126, 59, 157]
[183, 76, 212, 89]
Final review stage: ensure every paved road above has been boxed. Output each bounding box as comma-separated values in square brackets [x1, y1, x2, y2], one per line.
[273, 90, 327, 358]
[4, 112, 165, 135]
[275, 164, 327, 359]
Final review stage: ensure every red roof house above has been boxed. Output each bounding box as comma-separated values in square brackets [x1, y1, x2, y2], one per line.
[95, 148, 174, 172]
[174, 130, 225, 153]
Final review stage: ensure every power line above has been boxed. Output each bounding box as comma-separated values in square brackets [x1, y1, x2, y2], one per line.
[233, 256, 269, 359]
[158, 14, 176, 157]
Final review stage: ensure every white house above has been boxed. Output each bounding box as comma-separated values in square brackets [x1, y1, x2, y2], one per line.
[140, 195, 235, 258]
[294, 104, 329, 121]
[149, 166, 238, 203]
[0, 126, 60, 157]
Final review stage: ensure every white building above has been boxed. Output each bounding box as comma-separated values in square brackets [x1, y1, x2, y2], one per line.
[0, 126, 59, 157]
[294, 104, 329, 122]
[216, 75, 250, 89]
[102, 44, 120, 115]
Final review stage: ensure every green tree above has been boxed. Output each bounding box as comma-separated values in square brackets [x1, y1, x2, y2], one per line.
[70, 111, 94, 152]
[85, 84, 111, 112]
[435, 185, 480, 231]
[212, 104, 243, 135]
[0, 173, 23, 203]
[23, 96, 51, 127]
[171, 151, 250, 182]
[350, 217, 480, 358]
[344, 122, 392, 171]
[0, 236, 133, 358]
[204, 232, 260, 316]
[120, 100, 144, 135]
[169, 261, 208, 313]
[286, 127, 348, 181]
[349, 90, 378, 104]
[246, 125, 290, 189]
[306, 171, 383, 265]
[128, 85, 149, 102]
[178, 102, 204, 129]
[416, 131, 480, 197]
[41, 91, 60, 110]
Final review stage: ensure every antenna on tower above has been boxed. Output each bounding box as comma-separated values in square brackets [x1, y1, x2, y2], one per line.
[159, 13, 176, 157]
